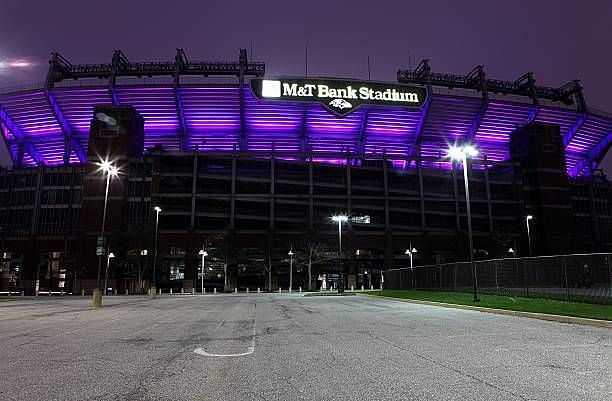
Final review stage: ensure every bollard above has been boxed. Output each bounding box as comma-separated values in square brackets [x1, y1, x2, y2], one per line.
[246, 288, 249, 294]
[203, 287, 206, 294]
[113, 289, 117, 296]
[158, 288, 162, 295]
[192, 288, 195, 295]
[234, 288, 237, 293]
[299, 286, 302, 293]
[361, 285, 364, 292]
[49, 289, 52, 296]
[213, 288, 217, 294]
[289, 287, 292, 293]
[92, 288, 102, 308]
[181, 288, 184, 294]
[351, 285, 354, 291]
[36, 289, 39, 297]
[279, 287, 282, 294]
[370, 285, 374, 291]
[20, 290, 24, 297]
[170, 288, 173, 295]
[125, 289, 129, 295]
[150, 287, 157, 299]
[257, 287, 260, 294]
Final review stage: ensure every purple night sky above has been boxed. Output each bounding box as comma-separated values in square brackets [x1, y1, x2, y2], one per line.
[1, 0, 611, 173]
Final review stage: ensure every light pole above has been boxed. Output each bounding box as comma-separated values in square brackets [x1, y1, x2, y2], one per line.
[405, 244, 418, 288]
[201, 248, 209, 293]
[103, 252, 115, 295]
[525, 215, 534, 256]
[152, 206, 162, 293]
[96, 160, 119, 290]
[448, 145, 479, 302]
[288, 247, 294, 291]
[331, 215, 348, 291]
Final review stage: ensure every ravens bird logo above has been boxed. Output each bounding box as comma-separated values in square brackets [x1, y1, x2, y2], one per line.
[329, 98, 352, 110]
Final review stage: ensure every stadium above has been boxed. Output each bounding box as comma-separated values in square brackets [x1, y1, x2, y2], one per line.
[0, 49, 610, 294]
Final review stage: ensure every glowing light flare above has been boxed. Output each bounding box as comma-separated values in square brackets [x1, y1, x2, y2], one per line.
[0, 59, 34, 70]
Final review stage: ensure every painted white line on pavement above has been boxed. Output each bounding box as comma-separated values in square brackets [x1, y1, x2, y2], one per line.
[194, 302, 256, 358]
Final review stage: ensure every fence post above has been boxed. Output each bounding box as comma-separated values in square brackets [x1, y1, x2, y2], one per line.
[562, 256, 570, 302]
[523, 259, 530, 298]
[494, 260, 499, 296]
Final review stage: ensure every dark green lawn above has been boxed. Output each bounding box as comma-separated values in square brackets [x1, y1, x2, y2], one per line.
[367, 290, 612, 321]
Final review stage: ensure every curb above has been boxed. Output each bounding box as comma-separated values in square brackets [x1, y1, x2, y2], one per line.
[362, 294, 612, 329]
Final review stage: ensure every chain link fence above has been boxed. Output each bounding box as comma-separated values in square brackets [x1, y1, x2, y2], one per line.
[384, 253, 612, 305]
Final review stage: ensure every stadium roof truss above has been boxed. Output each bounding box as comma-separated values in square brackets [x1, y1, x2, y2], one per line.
[0, 52, 610, 177]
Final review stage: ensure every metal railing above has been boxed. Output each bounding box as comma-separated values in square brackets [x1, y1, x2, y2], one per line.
[384, 253, 612, 304]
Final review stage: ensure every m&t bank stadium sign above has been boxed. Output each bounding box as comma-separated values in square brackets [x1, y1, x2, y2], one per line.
[250, 78, 427, 116]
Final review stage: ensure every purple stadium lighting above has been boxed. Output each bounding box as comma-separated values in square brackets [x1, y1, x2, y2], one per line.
[0, 73, 610, 175]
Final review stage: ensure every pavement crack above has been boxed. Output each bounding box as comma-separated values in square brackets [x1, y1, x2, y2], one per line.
[368, 333, 531, 401]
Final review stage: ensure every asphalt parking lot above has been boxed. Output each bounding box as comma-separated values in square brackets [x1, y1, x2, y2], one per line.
[0, 294, 610, 400]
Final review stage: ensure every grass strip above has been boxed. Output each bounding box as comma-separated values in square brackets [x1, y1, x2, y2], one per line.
[366, 290, 612, 321]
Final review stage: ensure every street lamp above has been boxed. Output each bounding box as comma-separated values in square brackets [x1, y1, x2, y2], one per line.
[405, 244, 418, 288]
[525, 215, 534, 256]
[199, 248, 208, 294]
[104, 252, 115, 295]
[448, 145, 479, 302]
[152, 206, 162, 293]
[288, 247, 294, 291]
[331, 214, 349, 291]
[96, 160, 119, 291]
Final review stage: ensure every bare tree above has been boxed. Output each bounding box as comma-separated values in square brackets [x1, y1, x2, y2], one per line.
[263, 241, 274, 291]
[294, 239, 334, 290]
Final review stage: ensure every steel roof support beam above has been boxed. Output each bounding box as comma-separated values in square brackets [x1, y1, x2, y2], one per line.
[356, 108, 369, 158]
[174, 48, 188, 152]
[412, 96, 430, 158]
[519, 72, 540, 123]
[0, 123, 16, 166]
[406, 59, 432, 164]
[0, 107, 44, 166]
[563, 113, 587, 148]
[238, 49, 248, 151]
[300, 105, 309, 157]
[43, 89, 86, 164]
[465, 66, 489, 143]
[109, 50, 128, 105]
[570, 132, 612, 177]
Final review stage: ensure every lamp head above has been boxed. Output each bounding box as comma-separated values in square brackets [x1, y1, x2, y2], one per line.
[154, 206, 162, 213]
[526, 215, 533, 220]
[447, 145, 478, 161]
[331, 215, 349, 222]
[108, 252, 115, 258]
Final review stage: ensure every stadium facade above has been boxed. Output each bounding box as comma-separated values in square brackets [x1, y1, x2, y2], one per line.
[0, 49, 611, 294]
